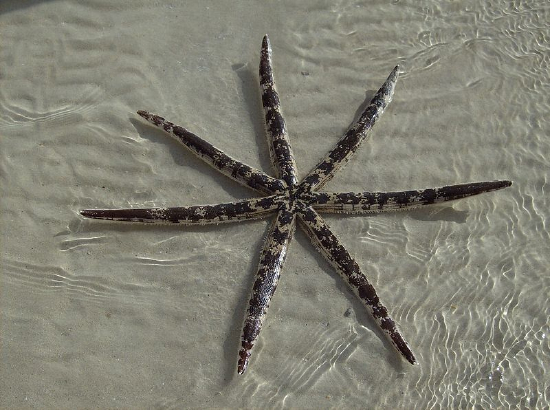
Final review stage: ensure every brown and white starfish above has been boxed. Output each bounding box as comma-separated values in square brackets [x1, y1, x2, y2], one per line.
[81, 35, 512, 374]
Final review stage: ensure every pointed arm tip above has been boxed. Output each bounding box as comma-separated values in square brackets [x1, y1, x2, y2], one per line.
[262, 35, 271, 53]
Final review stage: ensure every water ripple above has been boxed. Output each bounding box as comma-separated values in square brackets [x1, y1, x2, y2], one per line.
[3, 258, 158, 308]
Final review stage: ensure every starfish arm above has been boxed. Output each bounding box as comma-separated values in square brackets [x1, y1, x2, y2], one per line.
[300, 66, 399, 192]
[259, 35, 298, 186]
[238, 208, 296, 374]
[80, 196, 283, 225]
[312, 180, 513, 214]
[137, 110, 285, 194]
[298, 207, 417, 365]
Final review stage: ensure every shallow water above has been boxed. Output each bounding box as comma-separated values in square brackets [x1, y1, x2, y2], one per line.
[1, 1, 548, 408]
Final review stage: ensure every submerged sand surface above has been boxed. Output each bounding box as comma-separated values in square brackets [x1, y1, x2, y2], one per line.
[1, 1, 548, 408]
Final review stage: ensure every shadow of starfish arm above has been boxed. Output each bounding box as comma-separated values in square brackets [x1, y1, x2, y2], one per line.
[259, 35, 298, 186]
[297, 207, 417, 365]
[300, 66, 399, 192]
[238, 208, 296, 374]
[137, 110, 285, 194]
[311, 180, 513, 214]
[80, 196, 283, 225]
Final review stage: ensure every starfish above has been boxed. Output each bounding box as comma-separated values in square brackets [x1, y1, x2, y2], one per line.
[81, 35, 512, 374]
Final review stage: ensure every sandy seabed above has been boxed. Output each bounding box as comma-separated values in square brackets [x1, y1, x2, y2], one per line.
[1, 1, 548, 408]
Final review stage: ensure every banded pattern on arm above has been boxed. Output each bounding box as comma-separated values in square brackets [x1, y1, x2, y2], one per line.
[298, 207, 416, 365]
[137, 111, 285, 194]
[80, 195, 283, 225]
[312, 181, 513, 214]
[260, 35, 298, 187]
[300, 66, 399, 192]
[238, 208, 296, 374]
